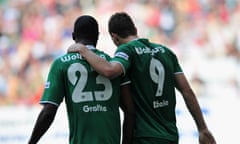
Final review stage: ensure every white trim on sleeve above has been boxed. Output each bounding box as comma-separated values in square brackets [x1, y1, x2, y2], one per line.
[40, 101, 59, 107]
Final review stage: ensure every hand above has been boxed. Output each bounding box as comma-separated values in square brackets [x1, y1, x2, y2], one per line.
[199, 128, 216, 144]
[67, 43, 85, 53]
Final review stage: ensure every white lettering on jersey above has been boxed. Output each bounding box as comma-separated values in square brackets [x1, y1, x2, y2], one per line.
[135, 46, 165, 55]
[153, 100, 169, 108]
[83, 104, 107, 112]
[115, 52, 129, 60]
[61, 53, 83, 62]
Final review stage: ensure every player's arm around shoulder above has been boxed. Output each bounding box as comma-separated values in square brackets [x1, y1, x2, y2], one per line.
[68, 43, 123, 78]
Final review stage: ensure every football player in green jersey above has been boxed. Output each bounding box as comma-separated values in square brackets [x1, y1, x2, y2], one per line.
[68, 12, 216, 144]
[28, 15, 135, 144]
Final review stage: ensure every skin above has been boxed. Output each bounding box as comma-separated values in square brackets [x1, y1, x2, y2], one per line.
[28, 104, 57, 144]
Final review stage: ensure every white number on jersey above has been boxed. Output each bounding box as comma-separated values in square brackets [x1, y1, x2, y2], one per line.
[67, 63, 112, 103]
[149, 58, 165, 96]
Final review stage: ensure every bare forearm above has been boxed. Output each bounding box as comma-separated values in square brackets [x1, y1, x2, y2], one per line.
[122, 112, 135, 144]
[120, 84, 135, 144]
[80, 47, 122, 78]
[82, 48, 113, 77]
[29, 120, 52, 144]
[175, 74, 215, 143]
[68, 43, 123, 78]
[183, 89, 207, 131]
[28, 105, 57, 144]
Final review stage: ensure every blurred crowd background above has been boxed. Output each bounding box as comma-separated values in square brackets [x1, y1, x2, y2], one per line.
[0, 0, 240, 105]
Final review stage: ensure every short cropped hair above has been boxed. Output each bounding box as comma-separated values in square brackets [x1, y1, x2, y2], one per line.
[108, 12, 137, 38]
[73, 15, 99, 45]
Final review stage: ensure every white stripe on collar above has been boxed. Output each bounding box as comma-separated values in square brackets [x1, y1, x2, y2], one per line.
[130, 38, 139, 42]
[86, 45, 96, 50]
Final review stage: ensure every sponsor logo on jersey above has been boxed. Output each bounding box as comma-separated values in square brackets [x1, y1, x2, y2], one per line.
[115, 52, 129, 60]
[45, 81, 50, 88]
[61, 53, 83, 62]
[83, 104, 107, 112]
[135, 46, 165, 55]
[153, 99, 168, 108]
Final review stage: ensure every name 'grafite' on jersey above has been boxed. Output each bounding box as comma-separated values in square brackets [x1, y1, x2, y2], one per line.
[40, 46, 129, 144]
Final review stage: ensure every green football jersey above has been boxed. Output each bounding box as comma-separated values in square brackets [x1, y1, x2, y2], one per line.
[112, 39, 183, 142]
[40, 46, 127, 144]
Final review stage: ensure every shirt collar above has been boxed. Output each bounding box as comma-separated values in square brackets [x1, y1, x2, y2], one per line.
[130, 38, 139, 42]
[86, 45, 96, 50]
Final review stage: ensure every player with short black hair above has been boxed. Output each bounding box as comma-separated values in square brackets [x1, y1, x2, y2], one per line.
[108, 12, 137, 38]
[28, 15, 135, 144]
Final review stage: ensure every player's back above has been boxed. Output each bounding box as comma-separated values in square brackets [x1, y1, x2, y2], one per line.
[53, 47, 122, 144]
[117, 38, 181, 141]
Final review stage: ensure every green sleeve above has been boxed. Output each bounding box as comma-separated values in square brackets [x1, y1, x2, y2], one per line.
[111, 45, 132, 75]
[40, 59, 65, 106]
[172, 53, 183, 74]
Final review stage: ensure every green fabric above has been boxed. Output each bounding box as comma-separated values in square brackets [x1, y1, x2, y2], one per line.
[112, 38, 183, 142]
[41, 48, 125, 144]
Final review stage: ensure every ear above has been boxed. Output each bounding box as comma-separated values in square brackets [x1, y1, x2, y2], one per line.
[110, 33, 118, 38]
[110, 33, 120, 46]
[111, 33, 120, 42]
[134, 27, 137, 35]
[72, 32, 75, 40]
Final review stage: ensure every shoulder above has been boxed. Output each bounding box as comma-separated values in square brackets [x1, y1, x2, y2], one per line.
[49, 53, 82, 68]
[95, 49, 112, 61]
[152, 43, 176, 56]
[60, 53, 83, 61]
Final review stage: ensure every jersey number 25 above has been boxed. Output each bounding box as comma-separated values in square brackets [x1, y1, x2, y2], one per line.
[68, 63, 112, 103]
